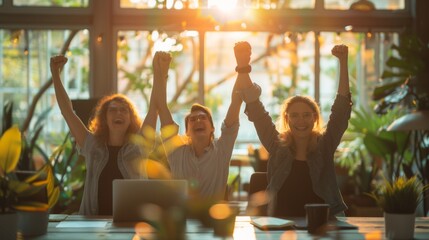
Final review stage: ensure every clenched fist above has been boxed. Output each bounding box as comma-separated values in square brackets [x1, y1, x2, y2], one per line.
[234, 41, 251, 68]
[331, 44, 348, 61]
[153, 51, 172, 78]
[50, 55, 68, 75]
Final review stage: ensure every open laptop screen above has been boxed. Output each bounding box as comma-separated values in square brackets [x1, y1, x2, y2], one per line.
[112, 179, 188, 223]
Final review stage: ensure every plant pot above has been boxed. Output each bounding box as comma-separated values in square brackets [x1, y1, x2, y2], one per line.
[0, 212, 18, 240]
[17, 210, 49, 236]
[384, 212, 415, 239]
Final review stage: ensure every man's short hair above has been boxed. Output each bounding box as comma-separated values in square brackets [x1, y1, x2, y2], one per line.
[184, 103, 215, 132]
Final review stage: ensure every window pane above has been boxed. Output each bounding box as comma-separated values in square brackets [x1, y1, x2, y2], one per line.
[117, 30, 199, 127]
[13, 0, 89, 7]
[255, 0, 315, 9]
[120, 0, 314, 9]
[0, 29, 90, 148]
[120, 0, 200, 9]
[318, 31, 399, 119]
[325, 0, 405, 10]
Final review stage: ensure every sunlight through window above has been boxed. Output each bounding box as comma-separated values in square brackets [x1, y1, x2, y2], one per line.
[208, 0, 238, 11]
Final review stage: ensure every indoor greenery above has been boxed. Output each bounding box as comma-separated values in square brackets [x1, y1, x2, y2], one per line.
[0, 125, 59, 213]
[368, 176, 428, 214]
[337, 106, 409, 194]
[371, 32, 429, 215]
[2, 101, 85, 214]
[373, 33, 429, 114]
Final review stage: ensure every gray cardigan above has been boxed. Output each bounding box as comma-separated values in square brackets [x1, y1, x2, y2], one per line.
[243, 84, 351, 216]
[78, 133, 146, 215]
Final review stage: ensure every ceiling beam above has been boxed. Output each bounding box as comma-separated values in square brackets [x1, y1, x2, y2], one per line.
[0, 9, 412, 33]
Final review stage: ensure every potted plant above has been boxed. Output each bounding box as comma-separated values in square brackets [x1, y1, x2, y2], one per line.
[368, 176, 427, 239]
[15, 163, 59, 236]
[0, 125, 59, 237]
[372, 33, 429, 214]
[337, 106, 409, 216]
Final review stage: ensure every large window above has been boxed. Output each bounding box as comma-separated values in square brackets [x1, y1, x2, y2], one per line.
[120, 0, 405, 9]
[0, 0, 409, 153]
[0, 29, 89, 149]
[13, 0, 89, 7]
[325, 0, 405, 9]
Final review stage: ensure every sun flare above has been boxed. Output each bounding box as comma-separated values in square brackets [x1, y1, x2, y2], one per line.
[208, 0, 238, 12]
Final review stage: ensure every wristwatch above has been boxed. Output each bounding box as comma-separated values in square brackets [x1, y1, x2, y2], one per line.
[235, 65, 252, 73]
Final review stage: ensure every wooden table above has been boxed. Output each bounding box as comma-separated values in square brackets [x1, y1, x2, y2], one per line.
[28, 215, 429, 239]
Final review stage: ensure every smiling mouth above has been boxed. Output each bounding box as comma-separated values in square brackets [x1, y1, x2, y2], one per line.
[193, 127, 205, 132]
[294, 126, 309, 131]
[113, 119, 124, 124]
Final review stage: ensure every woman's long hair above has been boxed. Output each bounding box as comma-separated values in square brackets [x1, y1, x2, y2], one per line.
[277, 95, 324, 153]
[88, 94, 142, 143]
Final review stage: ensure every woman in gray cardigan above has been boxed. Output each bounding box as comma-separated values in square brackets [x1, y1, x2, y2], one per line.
[236, 43, 352, 217]
[50, 56, 157, 215]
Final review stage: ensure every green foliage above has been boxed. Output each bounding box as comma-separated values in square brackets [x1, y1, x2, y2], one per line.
[0, 126, 59, 213]
[49, 133, 85, 214]
[337, 106, 410, 194]
[1, 101, 13, 135]
[368, 176, 428, 214]
[1, 101, 84, 214]
[373, 34, 429, 114]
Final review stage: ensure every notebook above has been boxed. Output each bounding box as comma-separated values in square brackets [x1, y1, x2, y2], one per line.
[112, 179, 188, 223]
[250, 217, 296, 230]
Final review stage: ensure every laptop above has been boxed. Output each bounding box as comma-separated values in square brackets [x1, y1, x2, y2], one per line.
[112, 179, 188, 223]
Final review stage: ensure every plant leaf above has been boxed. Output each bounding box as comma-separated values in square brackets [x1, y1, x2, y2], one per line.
[0, 126, 22, 174]
[48, 186, 60, 209]
[8, 179, 46, 197]
[372, 79, 406, 101]
[14, 201, 49, 212]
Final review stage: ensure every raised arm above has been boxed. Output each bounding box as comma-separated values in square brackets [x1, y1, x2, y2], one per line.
[153, 51, 175, 128]
[140, 53, 164, 134]
[231, 42, 254, 91]
[331, 44, 350, 97]
[50, 56, 88, 147]
[325, 45, 352, 152]
[223, 42, 252, 127]
[233, 42, 279, 154]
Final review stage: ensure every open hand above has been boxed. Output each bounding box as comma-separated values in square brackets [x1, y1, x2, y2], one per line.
[234, 41, 251, 67]
[331, 44, 348, 60]
[50, 55, 68, 75]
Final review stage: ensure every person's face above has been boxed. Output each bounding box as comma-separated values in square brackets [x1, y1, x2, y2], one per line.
[186, 111, 214, 140]
[285, 102, 316, 139]
[106, 100, 131, 133]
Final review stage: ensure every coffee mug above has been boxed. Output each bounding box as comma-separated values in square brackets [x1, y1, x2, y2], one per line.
[304, 203, 330, 234]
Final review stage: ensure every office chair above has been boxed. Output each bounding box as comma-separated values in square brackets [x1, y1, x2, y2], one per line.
[247, 172, 268, 216]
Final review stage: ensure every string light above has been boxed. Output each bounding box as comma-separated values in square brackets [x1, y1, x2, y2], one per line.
[366, 30, 372, 39]
[118, 35, 126, 46]
[96, 34, 103, 44]
[335, 32, 342, 42]
[12, 36, 19, 46]
[241, 22, 247, 30]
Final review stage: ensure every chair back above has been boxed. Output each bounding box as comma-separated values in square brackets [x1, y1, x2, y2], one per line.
[247, 172, 268, 216]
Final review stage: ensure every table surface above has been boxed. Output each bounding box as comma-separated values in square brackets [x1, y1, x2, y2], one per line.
[27, 215, 429, 240]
